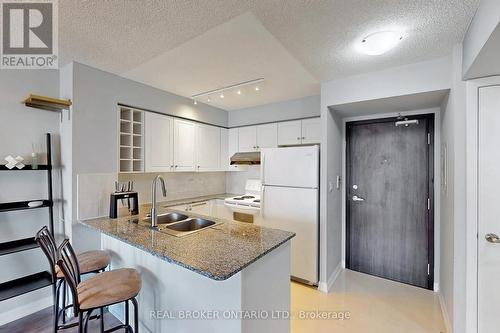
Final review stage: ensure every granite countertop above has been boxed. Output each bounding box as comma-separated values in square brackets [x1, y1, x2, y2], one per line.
[79, 193, 295, 281]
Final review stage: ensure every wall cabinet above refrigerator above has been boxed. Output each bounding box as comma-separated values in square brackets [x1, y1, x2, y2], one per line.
[277, 118, 321, 146]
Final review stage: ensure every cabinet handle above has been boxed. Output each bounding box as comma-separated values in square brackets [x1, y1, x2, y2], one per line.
[175, 165, 178, 168]
[297, 137, 301, 140]
[197, 166, 200, 168]
[302, 137, 305, 140]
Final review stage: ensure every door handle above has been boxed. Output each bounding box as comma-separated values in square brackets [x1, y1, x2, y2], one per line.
[352, 195, 365, 202]
[485, 233, 500, 243]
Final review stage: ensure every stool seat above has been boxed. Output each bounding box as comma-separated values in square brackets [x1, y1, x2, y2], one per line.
[56, 250, 111, 278]
[77, 268, 141, 310]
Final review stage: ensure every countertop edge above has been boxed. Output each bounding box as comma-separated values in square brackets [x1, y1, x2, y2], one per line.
[79, 220, 295, 281]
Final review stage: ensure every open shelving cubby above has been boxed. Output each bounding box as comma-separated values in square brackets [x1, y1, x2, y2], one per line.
[119, 106, 144, 173]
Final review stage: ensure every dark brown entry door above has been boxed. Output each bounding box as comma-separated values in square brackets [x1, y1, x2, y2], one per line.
[346, 115, 434, 289]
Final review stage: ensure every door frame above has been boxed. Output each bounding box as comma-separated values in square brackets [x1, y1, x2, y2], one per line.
[465, 77, 500, 333]
[345, 113, 435, 290]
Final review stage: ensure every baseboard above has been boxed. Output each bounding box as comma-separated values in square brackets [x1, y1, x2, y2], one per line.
[318, 263, 342, 293]
[0, 295, 52, 326]
[439, 293, 452, 333]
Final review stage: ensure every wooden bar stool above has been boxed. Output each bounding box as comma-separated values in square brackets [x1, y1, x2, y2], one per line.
[35, 226, 111, 332]
[57, 239, 141, 333]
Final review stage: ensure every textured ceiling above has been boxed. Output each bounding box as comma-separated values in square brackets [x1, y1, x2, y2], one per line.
[59, 0, 479, 109]
[123, 13, 319, 110]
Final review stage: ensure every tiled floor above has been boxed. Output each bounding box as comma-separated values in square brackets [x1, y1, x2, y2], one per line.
[291, 269, 446, 333]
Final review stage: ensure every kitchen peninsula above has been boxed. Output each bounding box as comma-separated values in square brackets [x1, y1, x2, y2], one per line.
[80, 196, 294, 333]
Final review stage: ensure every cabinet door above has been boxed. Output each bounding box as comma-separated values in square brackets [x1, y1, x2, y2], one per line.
[144, 112, 173, 172]
[238, 126, 257, 152]
[256, 123, 278, 149]
[278, 120, 302, 146]
[220, 128, 229, 171]
[173, 119, 196, 172]
[228, 128, 241, 171]
[196, 124, 220, 171]
[301, 118, 321, 144]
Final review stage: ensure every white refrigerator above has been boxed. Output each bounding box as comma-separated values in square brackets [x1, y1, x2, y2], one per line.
[259, 145, 319, 284]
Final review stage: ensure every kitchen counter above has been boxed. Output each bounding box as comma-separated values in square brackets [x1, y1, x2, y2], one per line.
[79, 193, 295, 281]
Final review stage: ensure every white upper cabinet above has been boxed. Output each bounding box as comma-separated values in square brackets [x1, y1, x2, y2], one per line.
[238, 124, 277, 152]
[144, 112, 174, 172]
[238, 126, 257, 152]
[277, 120, 302, 146]
[220, 128, 229, 171]
[173, 118, 196, 172]
[301, 118, 321, 144]
[227, 128, 240, 171]
[256, 123, 278, 149]
[277, 118, 321, 146]
[196, 124, 220, 171]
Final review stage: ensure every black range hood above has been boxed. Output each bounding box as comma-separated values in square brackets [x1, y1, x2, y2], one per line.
[230, 152, 261, 165]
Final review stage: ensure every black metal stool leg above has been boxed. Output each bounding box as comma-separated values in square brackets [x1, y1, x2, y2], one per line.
[125, 299, 130, 327]
[131, 297, 139, 333]
[100, 307, 104, 332]
[61, 281, 67, 324]
[78, 312, 84, 333]
[52, 282, 58, 333]
[83, 310, 93, 333]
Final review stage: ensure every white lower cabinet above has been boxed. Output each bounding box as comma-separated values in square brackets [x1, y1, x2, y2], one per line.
[195, 124, 220, 171]
[173, 119, 196, 172]
[144, 112, 174, 172]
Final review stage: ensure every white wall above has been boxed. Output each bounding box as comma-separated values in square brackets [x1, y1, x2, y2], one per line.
[319, 55, 452, 292]
[462, 0, 500, 79]
[438, 45, 468, 333]
[228, 95, 320, 127]
[322, 56, 451, 108]
[0, 70, 61, 324]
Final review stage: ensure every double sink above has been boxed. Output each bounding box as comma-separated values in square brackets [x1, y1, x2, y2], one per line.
[143, 212, 221, 237]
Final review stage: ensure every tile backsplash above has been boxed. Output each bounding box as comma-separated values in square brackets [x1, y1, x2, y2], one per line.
[76, 170, 260, 220]
[225, 166, 261, 194]
[118, 172, 227, 204]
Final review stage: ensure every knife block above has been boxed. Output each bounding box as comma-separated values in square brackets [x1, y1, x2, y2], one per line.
[109, 191, 139, 218]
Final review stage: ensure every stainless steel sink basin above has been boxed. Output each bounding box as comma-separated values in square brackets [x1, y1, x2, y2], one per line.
[143, 212, 188, 225]
[166, 218, 215, 231]
[158, 218, 220, 237]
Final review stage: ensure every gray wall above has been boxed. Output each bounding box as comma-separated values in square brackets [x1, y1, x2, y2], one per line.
[0, 70, 61, 323]
[228, 95, 320, 127]
[439, 45, 467, 333]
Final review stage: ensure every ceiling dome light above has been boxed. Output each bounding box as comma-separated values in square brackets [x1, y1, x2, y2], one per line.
[255, 86, 260, 91]
[220, 93, 224, 99]
[193, 100, 197, 105]
[207, 97, 211, 102]
[357, 31, 404, 55]
[237, 90, 242, 95]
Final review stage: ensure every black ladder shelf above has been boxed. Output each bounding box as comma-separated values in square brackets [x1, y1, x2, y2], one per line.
[0, 133, 54, 302]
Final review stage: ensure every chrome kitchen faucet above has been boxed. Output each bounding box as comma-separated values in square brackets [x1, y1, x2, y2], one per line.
[151, 175, 167, 228]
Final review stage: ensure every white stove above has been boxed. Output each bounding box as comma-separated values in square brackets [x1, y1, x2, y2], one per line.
[224, 179, 261, 214]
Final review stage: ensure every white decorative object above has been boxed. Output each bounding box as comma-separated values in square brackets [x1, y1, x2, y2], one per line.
[4, 155, 25, 169]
